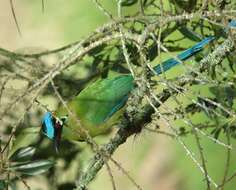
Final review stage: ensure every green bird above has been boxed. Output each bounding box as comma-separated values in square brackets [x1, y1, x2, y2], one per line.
[40, 36, 214, 150]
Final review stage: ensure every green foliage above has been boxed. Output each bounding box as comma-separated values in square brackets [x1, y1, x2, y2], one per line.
[9, 160, 54, 176]
[9, 146, 36, 162]
[8, 127, 40, 158]
[120, 0, 138, 6]
[0, 0, 236, 190]
[0, 146, 53, 189]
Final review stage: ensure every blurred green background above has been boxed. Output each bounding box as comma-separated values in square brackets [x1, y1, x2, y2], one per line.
[1, 1, 236, 190]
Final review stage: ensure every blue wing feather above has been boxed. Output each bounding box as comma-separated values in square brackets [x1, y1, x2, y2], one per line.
[104, 95, 129, 122]
[42, 112, 55, 139]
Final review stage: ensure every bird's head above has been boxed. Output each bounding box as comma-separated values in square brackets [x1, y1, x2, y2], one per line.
[41, 112, 67, 153]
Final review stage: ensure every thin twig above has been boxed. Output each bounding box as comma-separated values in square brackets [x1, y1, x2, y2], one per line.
[9, 0, 21, 36]
[105, 163, 117, 190]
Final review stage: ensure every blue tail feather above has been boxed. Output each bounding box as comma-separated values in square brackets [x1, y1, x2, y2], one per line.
[105, 37, 215, 120]
[153, 36, 215, 75]
[153, 20, 236, 75]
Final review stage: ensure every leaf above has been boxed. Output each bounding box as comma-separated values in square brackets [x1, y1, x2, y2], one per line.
[0, 180, 17, 190]
[211, 128, 222, 140]
[10, 160, 54, 176]
[147, 43, 158, 62]
[8, 127, 40, 158]
[121, 0, 138, 6]
[0, 180, 6, 190]
[178, 26, 202, 42]
[88, 44, 106, 56]
[9, 146, 36, 162]
[143, 0, 155, 6]
[171, 0, 197, 12]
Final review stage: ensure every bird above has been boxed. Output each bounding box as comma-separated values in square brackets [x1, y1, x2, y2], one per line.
[41, 20, 236, 150]
[41, 36, 215, 151]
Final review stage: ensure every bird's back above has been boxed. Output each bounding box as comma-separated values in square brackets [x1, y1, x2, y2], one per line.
[57, 75, 134, 140]
[75, 75, 134, 126]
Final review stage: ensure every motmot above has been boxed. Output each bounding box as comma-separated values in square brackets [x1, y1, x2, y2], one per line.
[40, 18, 236, 150]
[41, 36, 215, 150]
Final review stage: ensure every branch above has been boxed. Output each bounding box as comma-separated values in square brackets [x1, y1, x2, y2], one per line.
[75, 36, 235, 190]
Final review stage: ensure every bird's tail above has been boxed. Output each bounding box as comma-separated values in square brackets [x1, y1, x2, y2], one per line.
[153, 19, 236, 75]
[153, 36, 215, 75]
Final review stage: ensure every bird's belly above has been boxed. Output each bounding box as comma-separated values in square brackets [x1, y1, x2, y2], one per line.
[62, 106, 125, 141]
